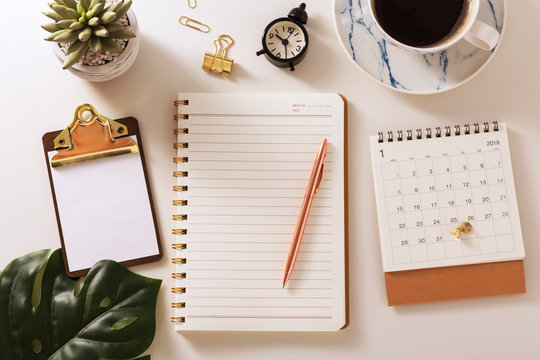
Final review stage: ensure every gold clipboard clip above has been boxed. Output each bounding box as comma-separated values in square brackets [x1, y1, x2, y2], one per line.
[51, 104, 139, 168]
[202, 34, 234, 76]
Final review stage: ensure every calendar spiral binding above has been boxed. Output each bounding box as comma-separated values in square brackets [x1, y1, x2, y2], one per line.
[171, 99, 189, 325]
[377, 121, 499, 143]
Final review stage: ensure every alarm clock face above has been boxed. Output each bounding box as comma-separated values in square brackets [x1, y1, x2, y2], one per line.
[264, 19, 308, 61]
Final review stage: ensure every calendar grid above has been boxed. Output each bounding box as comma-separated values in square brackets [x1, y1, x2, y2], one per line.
[381, 148, 515, 266]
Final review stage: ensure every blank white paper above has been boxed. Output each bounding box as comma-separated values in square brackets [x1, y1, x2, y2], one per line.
[48, 143, 159, 274]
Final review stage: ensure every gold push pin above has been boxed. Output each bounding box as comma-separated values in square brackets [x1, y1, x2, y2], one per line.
[451, 222, 472, 240]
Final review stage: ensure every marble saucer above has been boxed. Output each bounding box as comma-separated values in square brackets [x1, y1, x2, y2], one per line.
[333, 0, 506, 94]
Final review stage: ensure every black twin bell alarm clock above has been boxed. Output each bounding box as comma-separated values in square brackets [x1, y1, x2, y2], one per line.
[256, 3, 309, 71]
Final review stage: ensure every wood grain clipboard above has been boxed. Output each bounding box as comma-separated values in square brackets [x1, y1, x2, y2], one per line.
[43, 105, 162, 277]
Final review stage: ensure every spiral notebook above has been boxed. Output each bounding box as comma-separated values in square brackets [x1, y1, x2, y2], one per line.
[370, 122, 526, 305]
[171, 93, 348, 331]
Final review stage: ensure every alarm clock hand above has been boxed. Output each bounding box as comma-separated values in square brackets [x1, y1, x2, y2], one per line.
[275, 34, 285, 41]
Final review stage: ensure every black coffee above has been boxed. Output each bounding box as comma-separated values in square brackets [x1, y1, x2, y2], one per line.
[373, 0, 469, 47]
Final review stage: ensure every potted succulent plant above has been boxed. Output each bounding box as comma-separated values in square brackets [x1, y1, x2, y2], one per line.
[42, 0, 139, 82]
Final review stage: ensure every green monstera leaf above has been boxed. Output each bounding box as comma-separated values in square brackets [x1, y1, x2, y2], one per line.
[0, 249, 160, 360]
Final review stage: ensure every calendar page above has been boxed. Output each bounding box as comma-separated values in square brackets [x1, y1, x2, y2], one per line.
[370, 123, 525, 272]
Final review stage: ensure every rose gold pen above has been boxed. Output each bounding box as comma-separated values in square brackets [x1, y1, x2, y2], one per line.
[282, 138, 327, 288]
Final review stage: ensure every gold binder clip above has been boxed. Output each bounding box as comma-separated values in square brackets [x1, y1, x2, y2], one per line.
[178, 16, 210, 33]
[51, 104, 139, 168]
[451, 222, 473, 240]
[202, 34, 234, 76]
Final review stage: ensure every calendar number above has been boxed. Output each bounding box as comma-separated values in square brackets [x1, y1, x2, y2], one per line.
[401, 240, 408, 246]
[379, 149, 384, 158]
[418, 238, 426, 244]
[486, 140, 500, 147]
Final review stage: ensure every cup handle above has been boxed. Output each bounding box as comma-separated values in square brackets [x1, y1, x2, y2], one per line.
[464, 20, 500, 51]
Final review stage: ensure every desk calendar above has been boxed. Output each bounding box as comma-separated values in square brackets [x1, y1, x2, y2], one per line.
[370, 122, 525, 273]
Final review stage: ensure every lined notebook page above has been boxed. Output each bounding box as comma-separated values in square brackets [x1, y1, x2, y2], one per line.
[174, 93, 346, 331]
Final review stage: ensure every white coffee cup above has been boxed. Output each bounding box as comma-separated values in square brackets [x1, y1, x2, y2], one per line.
[368, 0, 500, 54]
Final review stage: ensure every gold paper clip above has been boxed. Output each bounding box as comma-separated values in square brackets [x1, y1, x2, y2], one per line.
[51, 104, 138, 168]
[187, 0, 197, 8]
[202, 34, 234, 77]
[178, 16, 210, 33]
[451, 222, 473, 240]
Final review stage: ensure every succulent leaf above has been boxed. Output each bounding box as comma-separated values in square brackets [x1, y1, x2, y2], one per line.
[108, 28, 135, 39]
[88, 17, 100, 26]
[54, 0, 66, 6]
[43, 11, 63, 21]
[76, 2, 85, 15]
[78, 26, 93, 41]
[107, 0, 124, 14]
[100, 37, 123, 54]
[66, 39, 82, 54]
[90, 2, 105, 15]
[93, 25, 109, 37]
[80, 0, 91, 11]
[89, 0, 105, 10]
[69, 21, 85, 30]
[62, 0, 79, 10]
[54, 29, 80, 42]
[44, 29, 69, 41]
[99, 11, 117, 24]
[114, 1, 132, 20]
[57, 19, 77, 29]
[79, 14, 87, 23]
[104, 22, 123, 33]
[63, 40, 90, 69]
[50, 3, 79, 19]
[42, 22, 63, 33]
[89, 36, 102, 52]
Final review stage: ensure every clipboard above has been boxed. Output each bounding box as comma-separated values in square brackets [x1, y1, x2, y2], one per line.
[43, 104, 162, 277]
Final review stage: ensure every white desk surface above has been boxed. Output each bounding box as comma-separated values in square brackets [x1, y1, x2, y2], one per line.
[1, 0, 539, 359]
